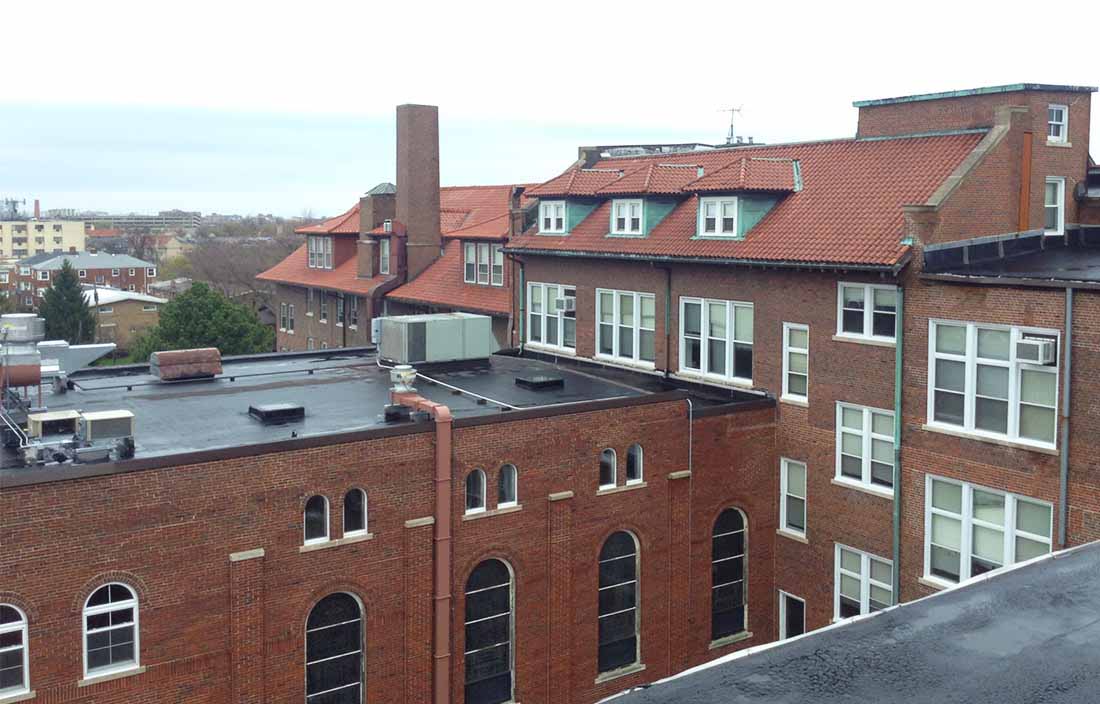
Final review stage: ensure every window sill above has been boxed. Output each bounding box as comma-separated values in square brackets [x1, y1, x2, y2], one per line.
[298, 532, 374, 553]
[779, 395, 808, 408]
[594, 354, 657, 373]
[691, 234, 743, 241]
[920, 423, 1057, 456]
[0, 690, 34, 704]
[79, 666, 145, 688]
[777, 528, 808, 544]
[709, 630, 753, 650]
[536, 231, 568, 236]
[919, 576, 951, 592]
[831, 477, 894, 500]
[1046, 140, 1072, 148]
[525, 342, 576, 357]
[607, 231, 647, 239]
[672, 370, 754, 390]
[462, 504, 523, 521]
[594, 662, 646, 684]
[597, 481, 647, 496]
[831, 333, 895, 348]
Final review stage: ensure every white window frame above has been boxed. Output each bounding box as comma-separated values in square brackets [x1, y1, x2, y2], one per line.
[679, 297, 753, 385]
[491, 245, 504, 286]
[82, 584, 140, 679]
[626, 444, 643, 484]
[77, 269, 86, 279]
[697, 196, 739, 238]
[128, 268, 136, 276]
[927, 320, 1059, 449]
[279, 302, 287, 331]
[782, 322, 809, 403]
[287, 304, 295, 333]
[777, 591, 805, 642]
[836, 282, 897, 342]
[599, 448, 617, 490]
[538, 200, 566, 234]
[306, 289, 314, 316]
[1044, 176, 1065, 235]
[1047, 104, 1068, 143]
[595, 288, 656, 367]
[111, 268, 120, 277]
[834, 544, 893, 620]
[464, 243, 477, 283]
[303, 495, 329, 545]
[349, 297, 359, 329]
[779, 457, 807, 538]
[526, 282, 576, 353]
[465, 469, 487, 515]
[308, 236, 333, 269]
[343, 488, 368, 537]
[18, 267, 29, 276]
[610, 199, 644, 236]
[336, 296, 345, 327]
[36, 271, 49, 281]
[0, 604, 29, 697]
[147, 267, 156, 277]
[378, 238, 390, 275]
[923, 474, 1053, 588]
[142, 304, 157, 312]
[834, 403, 895, 496]
[98, 306, 113, 314]
[476, 243, 491, 285]
[498, 464, 518, 508]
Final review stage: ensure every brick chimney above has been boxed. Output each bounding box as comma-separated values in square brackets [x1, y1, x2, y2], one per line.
[33, 199, 40, 220]
[396, 104, 441, 280]
[357, 183, 397, 279]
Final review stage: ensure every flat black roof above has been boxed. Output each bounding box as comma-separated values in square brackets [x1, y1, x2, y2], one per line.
[609, 542, 1100, 704]
[923, 226, 1100, 287]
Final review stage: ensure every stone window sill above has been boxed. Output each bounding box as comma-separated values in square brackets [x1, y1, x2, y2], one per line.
[525, 342, 576, 357]
[672, 370, 754, 390]
[831, 477, 894, 500]
[777, 528, 808, 544]
[597, 481, 647, 496]
[462, 504, 523, 521]
[1046, 140, 1072, 148]
[79, 666, 145, 688]
[299, 532, 374, 553]
[832, 333, 896, 348]
[594, 662, 646, 684]
[709, 630, 753, 650]
[780, 395, 808, 408]
[0, 690, 35, 704]
[919, 576, 951, 592]
[920, 423, 1058, 456]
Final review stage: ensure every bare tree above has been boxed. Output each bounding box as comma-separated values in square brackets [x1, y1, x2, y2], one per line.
[126, 228, 156, 262]
[186, 235, 298, 308]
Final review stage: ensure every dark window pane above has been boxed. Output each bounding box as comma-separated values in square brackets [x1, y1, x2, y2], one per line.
[465, 643, 510, 684]
[0, 631, 20, 648]
[308, 684, 361, 704]
[933, 391, 965, 425]
[0, 649, 22, 668]
[466, 614, 509, 651]
[839, 596, 861, 619]
[598, 610, 636, 646]
[306, 652, 361, 695]
[842, 309, 864, 334]
[344, 490, 365, 533]
[707, 339, 726, 375]
[871, 462, 894, 487]
[467, 561, 510, 593]
[733, 343, 752, 379]
[618, 327, 633, 357]
[841, 454, 862, 479]
[626, 446, 642, 481]
[109, 585, 132, 603]
[971, 556, 1000, 577]
[599, 325, 614, 355]
[466, 584, 509, 623]
[684, 303, 701, 336]
[87, 646, 111, 671]
[711, 582, 744, 614]
[466, 472, 484, 511]
[712, 604, 745, 640]
[599, 556, 636, 588]
[111, 608, 133, 626]
[86, 631, 110, 651]
[601, 532, 635, 561]
[307, 621, 361, 662]
[0, 664, 23, 690]
[784, 597, 805, 638]
[599, 582, 636, 615]
[0, 606, 21, 625]
[599, 451, 615, 487]
[598, 636, 637, 672]
[110, 642, 135, 664]
[872, 311, 895, 338]
[930, 546, 961, 582]
[308, 594, 361, 630]
[305, 496, 327, 540]
[87, 612, 111, 630]
[686, 338, 701, 369]
[712, 556, 743, 586]
[712, 531, 744, 560]
[528, 314, 541, 342]
[87, 586, 112, 607]
[714, 509, 743, 535]
[975, 398, 1009, 434]
[465, 672, 512, 704]
[786, 497, 806, 531]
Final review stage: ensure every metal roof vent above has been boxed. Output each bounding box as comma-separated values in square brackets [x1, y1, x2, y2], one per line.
[249, 403, 305, 425]
[514, 374, 564, 391]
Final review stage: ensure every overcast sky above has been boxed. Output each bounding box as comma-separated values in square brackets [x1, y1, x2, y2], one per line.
[2, 0, 1097, 217]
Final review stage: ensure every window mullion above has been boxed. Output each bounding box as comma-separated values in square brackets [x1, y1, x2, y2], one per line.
[964, 325, 977, 431]
[861, 554, 871, 613]
[1005, 495, 1018, 564]
[1008, 327, 1021, 439]
[962, 484, 974, 581]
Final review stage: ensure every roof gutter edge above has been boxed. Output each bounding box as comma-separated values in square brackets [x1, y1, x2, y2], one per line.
[508, 247, 907, 274]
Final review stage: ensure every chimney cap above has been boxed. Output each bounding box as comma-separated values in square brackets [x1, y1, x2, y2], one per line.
[366, 182, 396, 196]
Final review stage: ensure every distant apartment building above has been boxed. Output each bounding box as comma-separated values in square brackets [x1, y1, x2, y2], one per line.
[7, 252, 157, 307]
[82, 287, 166, 351]
[84, 210, 202, 233]
[0, 220, 84, 259]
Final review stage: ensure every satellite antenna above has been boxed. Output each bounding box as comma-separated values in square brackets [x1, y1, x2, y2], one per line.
[719, 106, 743, 145]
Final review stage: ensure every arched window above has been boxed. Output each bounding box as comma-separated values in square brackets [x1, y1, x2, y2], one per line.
[598, 531, 639, 673]
[464, 559, 513, 704]
[83, 583, 139, 677]
[498, 465, 518, 508]
[711, 509, 747, 641]
[344, 489, 367, 536]
[626, 444, 643, 484]
[466, 470, 486, 515]
[0, 604, 28, 696]
[306, 593, 363, 703]
[599, 449, 617, 489]
[304, 495, 329, 544]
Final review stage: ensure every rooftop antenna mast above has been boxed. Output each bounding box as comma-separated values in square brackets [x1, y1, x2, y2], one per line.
[2, 198, 25, 220]
[719, 106, 743, 145]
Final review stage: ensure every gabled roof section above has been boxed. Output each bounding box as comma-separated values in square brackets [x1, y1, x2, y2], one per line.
[256, 243, 391, 296]
[295, 204, 361, 235]
[685, 157, 799, 193]
[22, 252, 156, 269]
[595, 163, 702, 196]
[525, 169, 624, 198]
[387, 240, 510, 316]
[437, 185, 535, 241]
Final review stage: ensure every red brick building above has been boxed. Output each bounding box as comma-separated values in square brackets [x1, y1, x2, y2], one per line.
[5, 252, 157, 308]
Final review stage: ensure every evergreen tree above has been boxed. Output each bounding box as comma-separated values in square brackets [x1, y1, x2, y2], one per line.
[39, 260, 95, 343]
[130, 282, 273, 361]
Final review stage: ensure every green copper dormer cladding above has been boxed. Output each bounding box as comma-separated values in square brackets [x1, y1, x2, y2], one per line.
[537, 199, 600, 235]
[606, 197, 679, 238]
[693, 193, 783, 240]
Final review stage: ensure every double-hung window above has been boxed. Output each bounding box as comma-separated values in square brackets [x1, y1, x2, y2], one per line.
[779, 458, 806, 537]
[1047, 104, 1068, 143]
[464, 243, 477, 283]
[0, 605, 28, 696]
[83, 584, 139, 678]
[610, 199, 643, 236]
[287, 304, 295, 333]
[349, 297, 359, 328]
[306, 289, 314, 315]
[837, 283, 897, 341]
[318, 292, 328, 323]
[925, 475, 1052, 586]
[834, 545, 892, 619]
[782, 323, 809, 402]
[491, 245, 504, 286]
[336, 296, 345, 326]
[697, 196, 738, 237]
[1045, 177, 1065, 235]
[835, 403, 894, 493]
[928, 321, 1058, 447]
[539, 201, 566, 234]
[308, 236, 333, 269]
[680, 298, 753, 383]
[379, 237, 391, 275]
[477, 243, 491, 285]
[596, 289, 655, 365]
[279, 302, 288, 331]
[527, 282, 576, 351]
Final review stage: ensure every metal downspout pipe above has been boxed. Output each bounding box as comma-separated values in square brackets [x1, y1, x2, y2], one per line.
[892, 287, 904, 601]
[1059, 287, 1073, 547]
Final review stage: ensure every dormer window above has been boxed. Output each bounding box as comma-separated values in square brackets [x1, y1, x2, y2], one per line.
[539, 201, 566, 234]
[610, 199, 643, 235]
[308, 236, 333, 270]
[698, 196, 738, 237]
[378, 237, 390, 275]
[1047, 104, 1068, 143]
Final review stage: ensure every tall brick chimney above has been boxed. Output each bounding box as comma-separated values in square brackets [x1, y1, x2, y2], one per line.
[396, 104, 441, 280]
[33, 199, 40, 220]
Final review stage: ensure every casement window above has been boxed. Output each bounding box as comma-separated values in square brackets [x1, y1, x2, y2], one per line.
[36, 271, 49, 281]
[491, 245, 504, 286]
[837, 283, 897, 341]
[336, 296, 345, 326]
[779, 458, 807, 537]
[83, 584, 139, 678]
[697, 196, 738, 237]
[287, 304, 295, 333]
[626, 444, 643, 484]
[379, 237, 390, 275]
[305, 594, 363, 704]
[782, 323, 809, 401]
[279, 302, 288, 331]
[597, 531, 640, 674]
[318, 292, 328, 323]
[306, 289, 314, 315]
[1047, 104, 1068, 143]
[597, 289, 656, 365]
[1045, 177, 1065, 235]
[308, 236, 333, 269]
[465, 560, 514, 704]
[349, 297, 359, 328]
[498, 464, 518, 508]
[835, 403, 895, 493]
[464, 243, 477, 283]
[527, 282, 576, 351]
[599, 449, 617, 490]
[610, 199, 643, 236]
[303, 495, 329, 544]
[0, 605, 28, 696]
[711, 509, 747, 641]
[539, 201, 566, 234]
[925, 475, 1052, 586]
[778, 592, 805, 641]
[928, 321, 1058, 447]
[680, 298, 753, 383]
[466, 469, 487, 514]
[834, 545, 893, 619]
[343, 488, 367, 536]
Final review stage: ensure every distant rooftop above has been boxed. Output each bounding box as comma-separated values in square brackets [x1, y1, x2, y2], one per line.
[18, 251, 155, 269]
[609, 541, 1100, 704]
[853, 82, 1098, 107]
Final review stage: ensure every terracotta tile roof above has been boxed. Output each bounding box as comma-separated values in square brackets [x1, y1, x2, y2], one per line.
[509, 132, 985, 267]
[685, 157, 798, 193]
[596, 163, 703, 196]
[86, 228, 124, 238]
[387, 240, 510, 316]
[256, 243, 390, 296]
[525, 169, 625, 198]
[296, 204, 361, 235]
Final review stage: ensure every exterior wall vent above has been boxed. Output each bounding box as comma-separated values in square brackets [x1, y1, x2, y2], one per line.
[515, 375, 564, 391]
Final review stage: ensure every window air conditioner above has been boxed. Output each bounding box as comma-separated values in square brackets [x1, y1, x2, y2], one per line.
[554, 296, 576, 313]
[1016, 337, 1055, 365]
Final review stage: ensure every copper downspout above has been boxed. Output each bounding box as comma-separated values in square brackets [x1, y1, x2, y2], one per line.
[1018, 131, 1033, 231]
[391, 390, 454, 704]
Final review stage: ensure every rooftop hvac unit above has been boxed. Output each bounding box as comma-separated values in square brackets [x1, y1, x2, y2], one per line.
[27, 409, 82, 438]
[78, 410, 135, 443]
[1016, 338, 1056, 365]
[378, 313, 496, 365]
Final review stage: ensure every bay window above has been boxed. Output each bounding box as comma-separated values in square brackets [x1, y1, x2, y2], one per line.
[527, 282, 576, 351]
[680, 297, 753, 384]
[597, 289, 655, 365]
[610, 199, 643, 236]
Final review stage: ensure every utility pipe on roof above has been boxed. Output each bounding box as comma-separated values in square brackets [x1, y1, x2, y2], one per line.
[1059, 287, 1073, 547]
[391, 389, 454, 704]
[891, 286, 904, 602]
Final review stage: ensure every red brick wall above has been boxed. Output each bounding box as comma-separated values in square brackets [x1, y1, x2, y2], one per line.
[273, 283, 373, 351]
